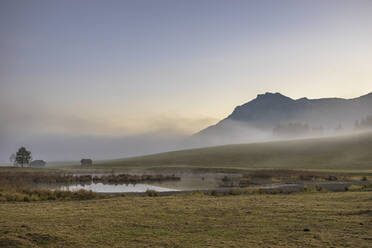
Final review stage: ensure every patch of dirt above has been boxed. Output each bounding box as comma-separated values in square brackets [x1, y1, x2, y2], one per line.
[340, 210, 372, 216]
[0, 237, 30, 248]
[18, 232, 77, 247]
[24, 232, 59, 245]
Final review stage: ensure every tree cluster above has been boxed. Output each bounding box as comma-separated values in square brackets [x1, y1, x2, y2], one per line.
[354, 115, 372, 130]
[273, 123, 324, 138]
[10, 147, 32, 167]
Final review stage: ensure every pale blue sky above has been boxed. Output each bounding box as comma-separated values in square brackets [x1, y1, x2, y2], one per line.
[1, 0, 372, 160]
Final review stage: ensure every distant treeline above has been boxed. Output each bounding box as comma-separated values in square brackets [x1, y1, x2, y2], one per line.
[273, 123, 324, 138]
[355, 115, 372, 130]
[273, 115, 372, 138]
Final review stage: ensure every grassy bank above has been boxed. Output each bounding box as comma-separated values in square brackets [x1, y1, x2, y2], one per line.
[0, 192, 371, 247]
[0, 188, 104, 202]
[1, 166, 371, 193]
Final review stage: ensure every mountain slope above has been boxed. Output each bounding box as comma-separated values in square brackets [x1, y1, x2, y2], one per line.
[94, 131, 372, 171]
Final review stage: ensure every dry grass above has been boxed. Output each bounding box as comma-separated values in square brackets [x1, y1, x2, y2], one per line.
[0, 171, 92, 189]
[0, 188, 104, 202]
[0, 192, 371, 247]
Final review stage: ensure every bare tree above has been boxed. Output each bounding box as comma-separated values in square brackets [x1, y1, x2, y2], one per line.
[9, 153, 16, 166]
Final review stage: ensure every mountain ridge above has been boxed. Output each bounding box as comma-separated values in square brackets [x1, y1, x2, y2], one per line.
[194, 92, 372, 144]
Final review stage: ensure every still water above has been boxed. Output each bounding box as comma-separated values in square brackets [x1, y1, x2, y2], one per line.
[36, 172, 240, 193]
[59, 182, 178, 193]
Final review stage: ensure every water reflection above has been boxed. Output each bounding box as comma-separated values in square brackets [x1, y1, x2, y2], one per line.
[60, 182, 178, 193]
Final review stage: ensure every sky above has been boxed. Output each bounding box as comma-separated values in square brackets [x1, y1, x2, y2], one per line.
[1, 0, 372, 161]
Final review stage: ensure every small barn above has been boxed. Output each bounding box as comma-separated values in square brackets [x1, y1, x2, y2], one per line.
[80, 159, 93, 167]
[29, 160, 46, 168]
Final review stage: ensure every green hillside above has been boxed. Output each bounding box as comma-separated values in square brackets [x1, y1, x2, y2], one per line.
[92, 132, 372, 171]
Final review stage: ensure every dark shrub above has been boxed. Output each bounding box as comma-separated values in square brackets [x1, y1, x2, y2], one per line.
[210, 190, 218, 196]
[222, 176, 230, 182]
[228, 188, 241, 195]
[315, 185, 323, 192]
[145, 189, 158, 197]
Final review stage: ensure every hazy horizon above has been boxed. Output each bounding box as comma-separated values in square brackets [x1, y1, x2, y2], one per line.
[1, 0, 372, 161]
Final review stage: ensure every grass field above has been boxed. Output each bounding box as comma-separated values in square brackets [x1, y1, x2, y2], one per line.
[1, 132, 372, 247]
[83, 132, 372, 172]
[0, 192, 371, 248]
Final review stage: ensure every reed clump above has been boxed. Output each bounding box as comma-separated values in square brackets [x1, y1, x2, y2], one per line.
[145, 189, 158, 197]
[93, 174, 180, 184]
[345, 184, 372, 191]
[0, 171, 180, 189]
[0, 188, 103, 202]
[0, 171, 92, 187]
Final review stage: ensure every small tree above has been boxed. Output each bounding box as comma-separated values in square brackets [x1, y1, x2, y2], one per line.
[15, 147, 32, 168]
[9, 153, 16, 166]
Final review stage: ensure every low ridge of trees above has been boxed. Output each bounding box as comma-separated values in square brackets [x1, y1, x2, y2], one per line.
[273, 123, 325, 138]
[273, 123, 310, 138]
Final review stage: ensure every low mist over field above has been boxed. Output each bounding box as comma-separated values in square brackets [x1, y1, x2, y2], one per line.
[2, 92, 372, 162]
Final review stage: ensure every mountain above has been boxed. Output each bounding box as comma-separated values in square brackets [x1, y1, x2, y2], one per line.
[194, 92, 372, 144]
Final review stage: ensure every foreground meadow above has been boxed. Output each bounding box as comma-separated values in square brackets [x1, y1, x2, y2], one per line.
[0, 192, 371, 248]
